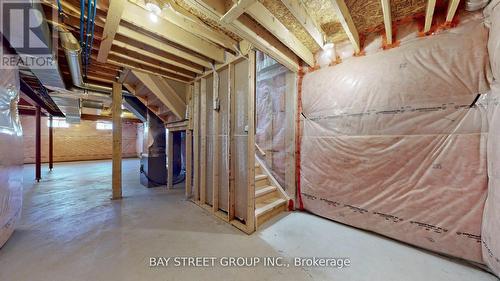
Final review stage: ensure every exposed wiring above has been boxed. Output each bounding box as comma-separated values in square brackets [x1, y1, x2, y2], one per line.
[87, 0, 97, 68]
[80, 0, 97, 78]
[84, 0, 91, 75]
[79, 0, 84, 48]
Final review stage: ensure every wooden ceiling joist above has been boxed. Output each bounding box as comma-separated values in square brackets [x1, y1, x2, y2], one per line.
[110, 44, 197, 78]
[380, 0, 392, 44]
[112, 40, 203, 75]
[234, 15, 299, 71]
[131, 70, 187, 119]
[220, 0, 256, 23]
[246, 2, 315, 66]
[61, 70, 116, 82]
[182, 0, 299, 71]
[105, 53, 191, 83]
[162, 3, 239, 52]
[115, 26, 211, 69]
[96, 0, 126, 63]
[280, 0, 325, 49]
[329, 0, 361, 53]
[424, 0, 437, 33]
[122, 2, 225, 63]
[109, 51, 194, 79]
[446, 0, 461, 22]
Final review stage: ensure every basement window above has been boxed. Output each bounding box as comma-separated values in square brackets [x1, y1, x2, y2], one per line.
[96, 122, 112, 130]
[47, 118, 69, 128]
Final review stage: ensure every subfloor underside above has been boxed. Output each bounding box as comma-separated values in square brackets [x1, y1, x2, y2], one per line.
[0, 159, 497, 281]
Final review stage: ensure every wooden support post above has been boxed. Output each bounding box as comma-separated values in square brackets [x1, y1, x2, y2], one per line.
[35, 105, 41, 182]
[246, 51, 256, 232]
[200, 78, 207, 204]
[48, 115, 54, 170]
[228, 63, 236, 220]
[212, 70, 220, 212]
[193, 82, 201, 201]
[185, 130, 193, 199]
[112, 82, 122, 199]
[167, 130, 174, 189]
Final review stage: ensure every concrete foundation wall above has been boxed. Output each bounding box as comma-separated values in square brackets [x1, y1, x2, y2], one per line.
[20, 115, 139, 163]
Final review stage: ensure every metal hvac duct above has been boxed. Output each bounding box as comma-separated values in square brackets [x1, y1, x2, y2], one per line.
[59, 30, 115, 94]
[81, 99, 104, 110]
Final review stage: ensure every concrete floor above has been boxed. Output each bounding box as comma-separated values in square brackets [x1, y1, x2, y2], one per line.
[0, 159, 498, 281]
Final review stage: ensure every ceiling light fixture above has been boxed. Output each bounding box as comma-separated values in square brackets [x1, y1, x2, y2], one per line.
[149, 13, 158, 22]
[145, 0, 161, 22]
[324, 43, 335, 49]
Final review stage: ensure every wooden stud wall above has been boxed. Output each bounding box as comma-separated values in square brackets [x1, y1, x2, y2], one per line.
[193, 81, 201, 201]
[200, 78, 208, 204]
[189, 54, 257, 234]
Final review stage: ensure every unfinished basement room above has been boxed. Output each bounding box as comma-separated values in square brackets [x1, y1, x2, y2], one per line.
[1, 0, 500, 280]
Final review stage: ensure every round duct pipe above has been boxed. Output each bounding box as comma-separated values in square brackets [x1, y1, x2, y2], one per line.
[81, 99, 104, 110]
[59, 29, 132, 96]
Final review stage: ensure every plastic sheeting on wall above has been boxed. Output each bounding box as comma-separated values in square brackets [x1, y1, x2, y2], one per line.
[256, 52, 296, 194]
[482, 0, 500, 276]
[300, 16, 491, 264]
[0, 44, 23, 248]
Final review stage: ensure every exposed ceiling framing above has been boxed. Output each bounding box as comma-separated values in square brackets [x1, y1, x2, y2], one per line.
[42, 0, 467, 123]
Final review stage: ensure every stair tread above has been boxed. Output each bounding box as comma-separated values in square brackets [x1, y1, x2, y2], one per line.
[255, 174, 267, 180]
[256, 198, 287, 216]
[255, 185, 277, 197]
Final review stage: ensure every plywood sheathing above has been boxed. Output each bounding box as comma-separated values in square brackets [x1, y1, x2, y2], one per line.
[258, 0, 321, 53]
[302, 0, 429, 46]
[169, 0, 242, 41]
[345, 0, 427, 35]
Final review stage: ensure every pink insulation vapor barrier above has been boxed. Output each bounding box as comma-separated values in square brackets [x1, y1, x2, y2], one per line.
[482, 0, 500, 276]
[300, 15, 491, 264]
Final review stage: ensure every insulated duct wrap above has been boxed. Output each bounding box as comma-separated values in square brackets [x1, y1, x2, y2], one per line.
[300, 17, 491, 264]
[0, 45, 23, 248]
[482, 0, 500, 276]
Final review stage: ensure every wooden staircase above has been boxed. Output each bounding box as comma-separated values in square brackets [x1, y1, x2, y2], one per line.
[254, 156, 290, 228]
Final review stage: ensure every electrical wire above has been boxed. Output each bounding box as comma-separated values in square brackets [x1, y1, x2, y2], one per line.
[56, 0, 63, 20]
[87, 0, 97, 69]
